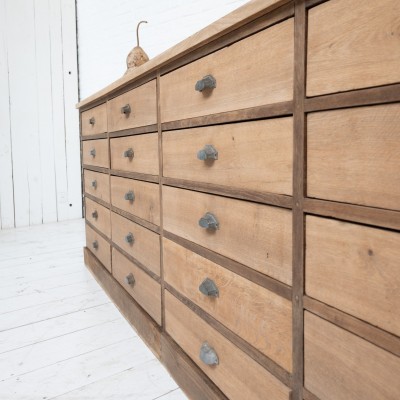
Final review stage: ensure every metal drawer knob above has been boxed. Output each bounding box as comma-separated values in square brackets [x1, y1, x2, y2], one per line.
[125, 232, 134, 244]
[124, 191, 135, 201]
[89, 148, 96, 157]
[121, 104, 131, 115]
[89, 117, 95, 125]
[197, 144, 218, 161]
[125, 273, 135, 286]
[199, 278, 219, 297]
[199, 212, 219, 230]
[124, 148, 134, 159]
[199, 342, 219, 366]
[91, 180, 97, 189]
[195, 75, 216, 92]
[92, 240, 99, 250]
[91, 210, 98, 219]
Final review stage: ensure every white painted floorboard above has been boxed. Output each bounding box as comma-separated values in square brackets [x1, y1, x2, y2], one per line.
[0, 219, 187, 400]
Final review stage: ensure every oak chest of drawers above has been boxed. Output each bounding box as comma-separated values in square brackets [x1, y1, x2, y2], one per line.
[77, 1, 400, 399]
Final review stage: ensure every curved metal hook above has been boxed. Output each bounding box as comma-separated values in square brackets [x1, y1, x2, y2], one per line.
[136, 20, 148, 47]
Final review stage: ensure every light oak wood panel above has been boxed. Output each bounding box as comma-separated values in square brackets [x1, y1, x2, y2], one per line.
[307, 0, 400, 96]
[163, 118, 293, 195]
[165, 291, 291, 400]
[110, 176, 160, 226]
[84, 170, 110, 204]
[307, 104, 400, 211]
[110, 133, 159, 175]
[81, 103, 107, 136]
[112, 248, 161, 325]
[306, 216, 400, 337]
[163, 238, 292, 371]
[85, 198, 110, 238]
[160, 19, 293, 122]
[111, 212, 160, 276]
[85, 224, 111, 272]
[82, 139, 109, 169]
[163, 186, 292, 285]
[107, 80, 157, 132]
[304, 312, 400, 400]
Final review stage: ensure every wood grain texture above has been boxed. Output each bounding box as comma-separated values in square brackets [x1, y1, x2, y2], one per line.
[81, 103, 107, 136]
[112, 248, 162, 326]
[84, 169, 110, 204]
[163, 186, 292, 285]
[82, 139, 109, 168]
[109, 124, 158, 138]
[163, 118, 293, 195]
[160, 18, 293, 122]
[85, 223, 111, 272]
[304, 312, 400, 400]
[110, 176, 160, 226]
[107, 80, 157, 132]
[110, 133, 159, 175]
[307, 104, 400, 211]
[111, 211, 160, 277]
[165, 291, 291, 400]
[307, 0, 400, 96]
[163, 238, 292, 372]
[306, 216, 400, 338]
[85, 197, 111, 238]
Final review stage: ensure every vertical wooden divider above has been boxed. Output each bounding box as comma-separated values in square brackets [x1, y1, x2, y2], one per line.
[107, 99, 113, 273]
[292, 1, 306, 399]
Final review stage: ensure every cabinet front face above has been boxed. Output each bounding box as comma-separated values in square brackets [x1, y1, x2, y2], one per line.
[160, 18, 294, 123]
[84, 170, 110, 204]
[82, 139, 109, 168]
[85, 197, 111, 238]
[85, 224, 111, 272]
[81, 103, 107, 136]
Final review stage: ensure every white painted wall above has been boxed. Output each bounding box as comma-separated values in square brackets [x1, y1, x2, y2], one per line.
[76, 0, 248, 99]
[0, 0, 81, 229]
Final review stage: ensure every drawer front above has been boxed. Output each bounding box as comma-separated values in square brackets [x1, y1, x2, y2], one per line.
[82, 139, 109, 168]
[111, 212, 160, 276]
[110, 133, 159, 175]
[85, 224, 111, 272]
[84, 170, 110, 203]
[163, 238, 292, 371]
[110, 176, 160, 226]
[304, 312, 400, 400]
[163, 186, 292, 285]
[85, 197, 111, 238]
[107, 80, 157, 132]
[165, 291, 291, 400]
[163, 118, 293, 195]
[306, 216, 400, 337]
[112, 248, 161, 325]
[307, 104, 400, 211]
[81, 103, 107, 136]
[160, 19, 293, 123]
[307, 0, 400, 96]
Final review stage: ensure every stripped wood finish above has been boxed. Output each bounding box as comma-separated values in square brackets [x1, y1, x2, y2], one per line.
[81, 103, 107, 136]
[85, 223, 111, 272]
[82, 139, 109, 168]
[84, 169, 110, 203]
[85, 197, 111, 238]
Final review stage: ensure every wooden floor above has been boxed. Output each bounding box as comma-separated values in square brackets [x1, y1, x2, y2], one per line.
[0, 218, 187, 400]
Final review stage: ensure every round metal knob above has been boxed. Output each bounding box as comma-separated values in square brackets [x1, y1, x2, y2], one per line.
[199, 278, 219, 297]
[199, 342, 219, 366]
[124, 148, 134, 159]
[92, 240, 98, 250]
[91, 180, 97, 189]
[89, 148, 96, 157]
[199, 212, 219, 230]
[91, 210, 98, 219]
[125, 273, 135, 286]
[195, 75, 216, 92]
[125, 232, 134, 244]
[121, 104, 131, 115]
[124, 191, 135, 201]
[89, 117, 95, 125]
[197, 145, 218, 161]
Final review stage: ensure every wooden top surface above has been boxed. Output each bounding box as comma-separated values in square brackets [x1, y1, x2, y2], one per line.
[77, 0, 288, 109]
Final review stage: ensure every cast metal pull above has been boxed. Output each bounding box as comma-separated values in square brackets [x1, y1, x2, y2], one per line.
[197, 145, 218, 161]
[91, 210, 98, 219]
[124, 148, 134, 159]
[89, 117, 95, 125]
[92, 240, 99, 250]
[89, 148, 96, 157]
[199, 278, 219, 297]
[199, 212, 219, 230]
[125, 273, 135, 286]
[91, 180, 97, 189]
[121, 104, 131, 115]
[124, 191, 135, 201]
[125, 232, 134, 244]
[199, 342, 219, 366]
[195, 75, 216, 92]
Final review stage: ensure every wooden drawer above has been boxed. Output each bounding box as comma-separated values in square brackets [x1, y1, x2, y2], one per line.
[85, 224, 111, 272]
[163, 118, 293, 195]
[163, 186, 292, 285]
[111, 211, 160, 276]
[82, 139, 109, 168]
[110, 133, 159, 175]
[306, 216, 400, 337]
[160, 19, 293, 122]
[165, 291, 291, 400]
[163, 238, 292, 371]
[110, 176, 160, 226]
[304, 312, 400, 400]
[107, 80, 157, 132]
[307, 0, 400, 97]
[112, 248, 161, 325]
[81, 103, 107, 136]
[307, 104, 400, 211]
[83, 170, 109, 203]
[85, 197, 111, 238]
